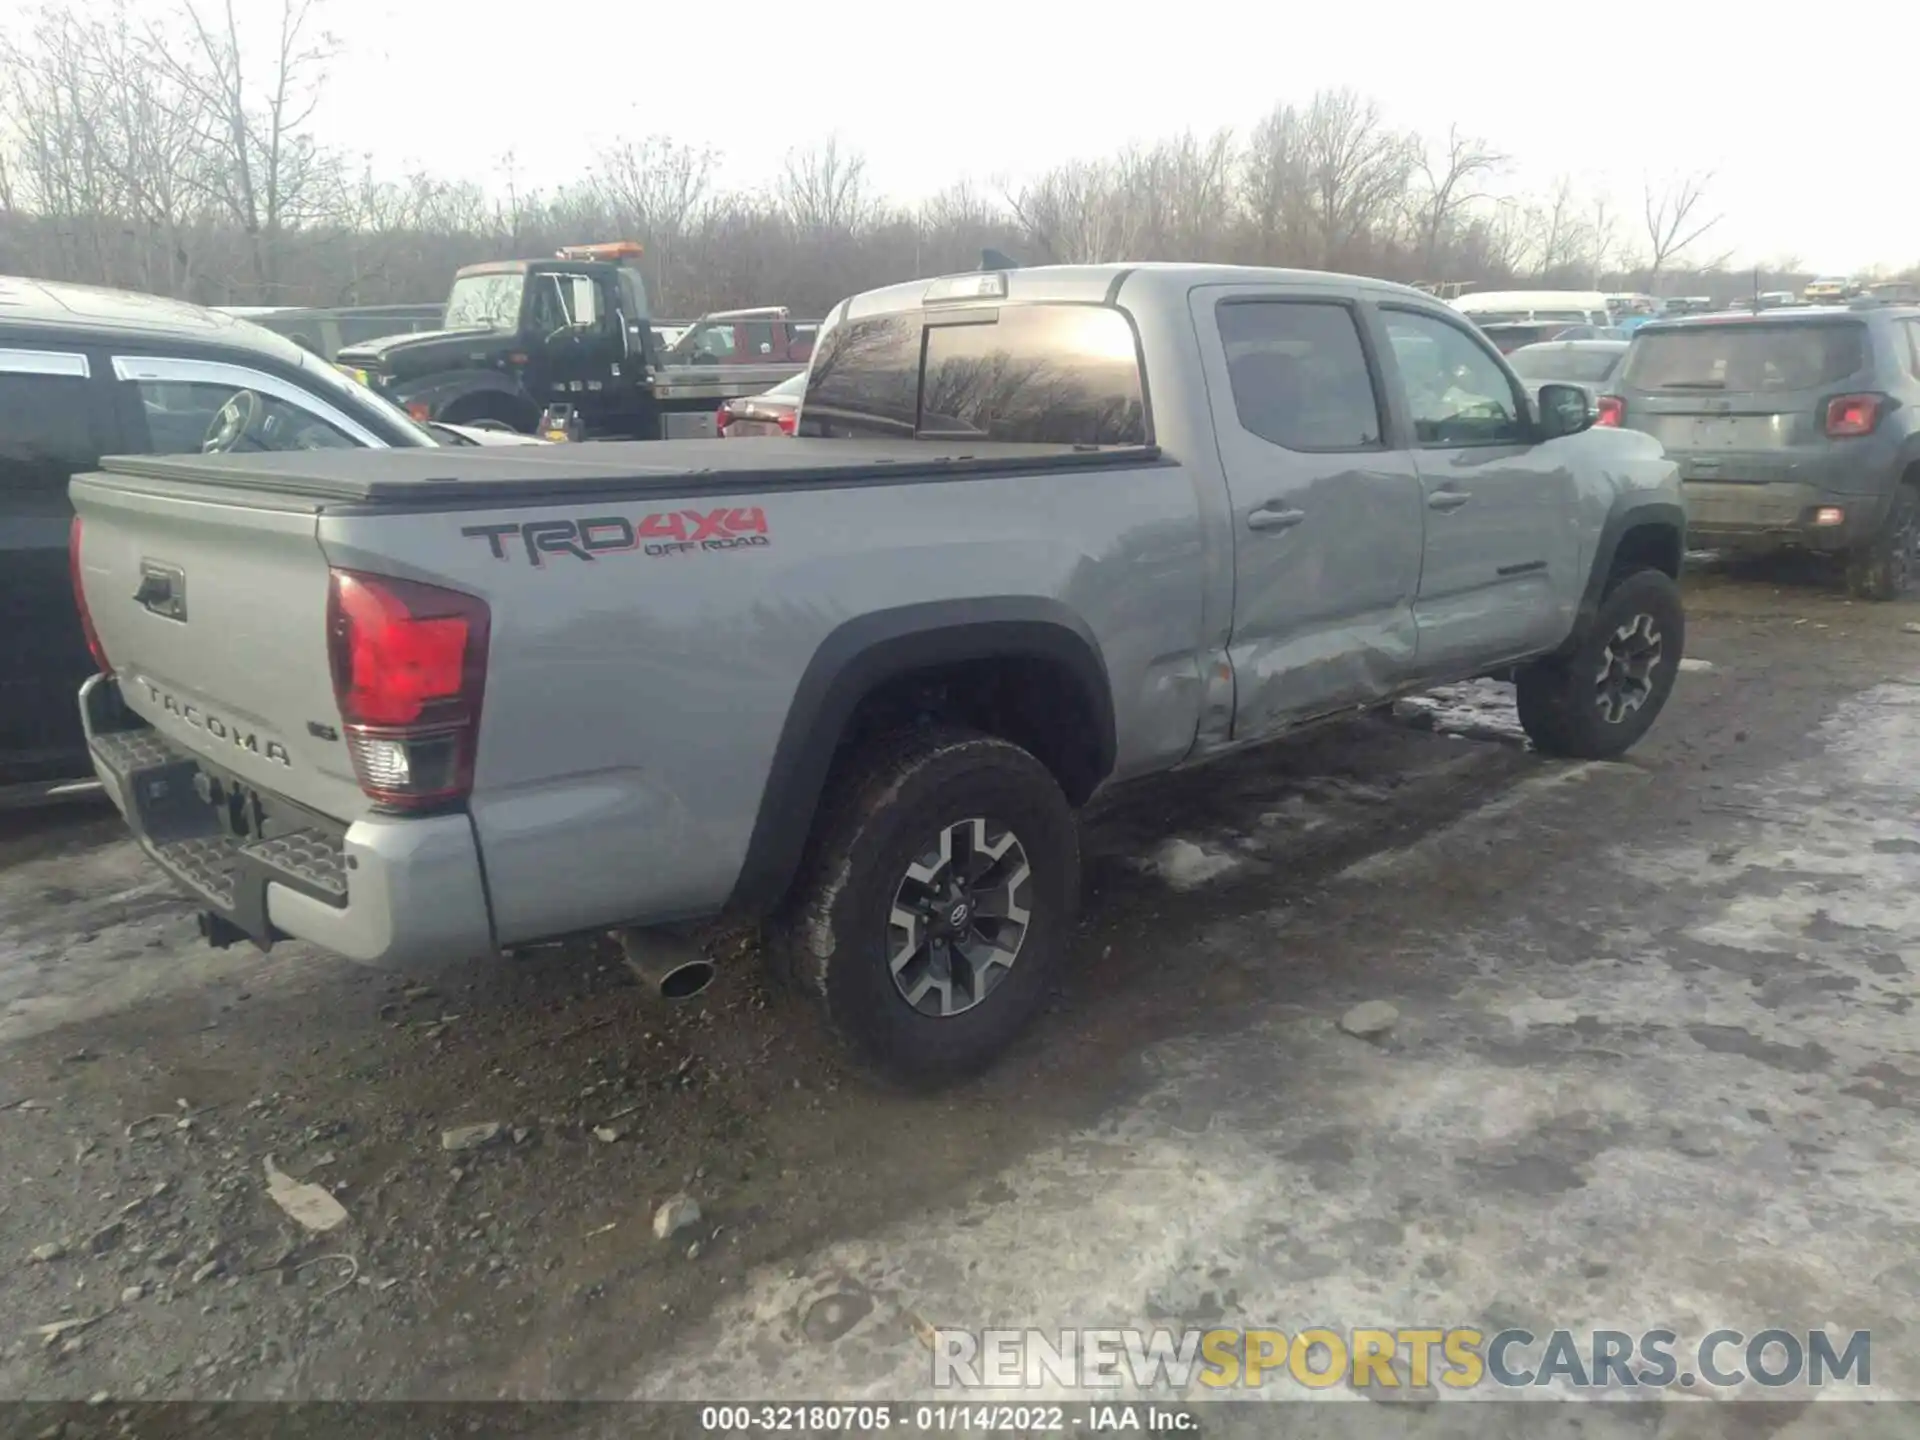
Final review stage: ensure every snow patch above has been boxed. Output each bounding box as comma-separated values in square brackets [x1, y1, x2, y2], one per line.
[1137, 837, 1241, 891]
[1393, 679, 1526, 743]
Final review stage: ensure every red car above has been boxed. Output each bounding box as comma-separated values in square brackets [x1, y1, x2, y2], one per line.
[669, 308, 817, 366]
[716, 371, 805, 436]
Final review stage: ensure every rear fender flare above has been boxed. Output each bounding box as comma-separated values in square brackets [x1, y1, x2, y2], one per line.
[725, 599, 1116, 915]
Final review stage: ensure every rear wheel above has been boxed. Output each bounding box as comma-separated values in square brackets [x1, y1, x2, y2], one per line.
[1516, 567, 1684, 759]
[776, 728, 1078, 1086]
[1845, 482, 1920, 601]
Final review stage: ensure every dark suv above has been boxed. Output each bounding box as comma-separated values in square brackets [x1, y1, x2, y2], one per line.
[1601, 303, 1920, 598]
[0, 276, 443, 798]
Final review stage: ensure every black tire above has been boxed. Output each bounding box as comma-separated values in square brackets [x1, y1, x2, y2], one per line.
[1515, 567, 1685, 760]
[776, 727, 1079, 1087]
[1845, 483, 1920, 602]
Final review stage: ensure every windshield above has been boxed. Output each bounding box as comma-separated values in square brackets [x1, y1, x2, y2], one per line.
[298, 353, 436, 446]
[1622, 321, 1867, 391]
[1507, 346, 1623, 383]
[444, 273, 525, 330]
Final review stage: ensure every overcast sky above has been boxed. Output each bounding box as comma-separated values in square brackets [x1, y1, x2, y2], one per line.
[316, 0, 1916, 275]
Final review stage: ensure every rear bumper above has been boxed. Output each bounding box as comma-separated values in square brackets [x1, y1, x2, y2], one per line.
[82, 675, 494, 965]
[1682, 480, 1887, 552]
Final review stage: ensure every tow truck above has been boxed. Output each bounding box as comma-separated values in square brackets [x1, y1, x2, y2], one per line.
[334, 243, 811, 439]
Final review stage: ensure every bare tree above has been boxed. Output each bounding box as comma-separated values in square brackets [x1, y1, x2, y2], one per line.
[0, 18, 1773, 324]
[155, 0, 339, 297]
[1411, 125, 1504, 275]
[1009, 158, 1140, 264]
[1524, 175, 1589, 279]
[1586, 193, 1617, 287]
[1240, 102, 1307, 259]
[595, 135, 714, 305]
[776, 137, 870, 232]
[1294, 89, 1418, 269]
[1643, 171, 1721, 286]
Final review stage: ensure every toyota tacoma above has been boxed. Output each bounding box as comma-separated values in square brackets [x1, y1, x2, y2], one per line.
[69, 262, 1687, 1083]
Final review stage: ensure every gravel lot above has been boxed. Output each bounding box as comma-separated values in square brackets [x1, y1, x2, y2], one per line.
[3, 563, 1917, 1435]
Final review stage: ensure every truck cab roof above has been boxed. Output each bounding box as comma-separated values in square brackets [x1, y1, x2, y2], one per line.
[836, 262, 1443, 324]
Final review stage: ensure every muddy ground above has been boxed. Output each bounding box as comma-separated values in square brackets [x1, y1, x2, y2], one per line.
[3, 561, 1919, 1430]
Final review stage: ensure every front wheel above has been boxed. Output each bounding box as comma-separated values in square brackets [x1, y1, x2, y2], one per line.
[1516, 568, 1685, 759]
[776, 728, 1079, 1086]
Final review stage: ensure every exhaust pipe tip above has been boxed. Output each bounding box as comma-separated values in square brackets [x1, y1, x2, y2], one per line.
[616, 929, 716, 1001]
[655, 959, 716, 1000]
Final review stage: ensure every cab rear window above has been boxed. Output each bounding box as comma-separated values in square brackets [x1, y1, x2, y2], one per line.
[1622, 321, 1867, 391]
[803, 304, 1147, 445]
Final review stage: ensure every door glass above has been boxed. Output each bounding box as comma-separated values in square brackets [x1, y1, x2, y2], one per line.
[1217, 300, 1382, 451]
[129, 378, 358, 453]
[0, 365, 98, 767]
[740, 322, 776, 357]
[918, 305, 1146, 443]
[691, 324, 737, 361]
[1384, 311, 1529, 446]
[801, 313, 920, 437]
[0, 368, 97, 514]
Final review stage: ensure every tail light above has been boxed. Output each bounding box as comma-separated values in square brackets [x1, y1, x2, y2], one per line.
[326, 570, 489, 810]
[715, 402, 733, 436]
[777, 410, 797, 436]
[1596, 396, 1625, 428]
[68, 516, 111, 674]
[1825, 393, 1884, 437]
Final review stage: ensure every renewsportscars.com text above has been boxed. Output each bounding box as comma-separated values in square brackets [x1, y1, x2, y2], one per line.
[931, 1326, 1872, 1391]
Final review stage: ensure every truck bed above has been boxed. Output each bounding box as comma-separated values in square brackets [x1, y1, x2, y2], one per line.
[93, 439, 1163, 506]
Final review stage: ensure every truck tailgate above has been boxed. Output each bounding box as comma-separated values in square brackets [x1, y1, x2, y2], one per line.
[71, 473, 368, 822]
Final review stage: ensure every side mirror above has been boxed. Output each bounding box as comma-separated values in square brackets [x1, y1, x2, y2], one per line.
[1537, 382, 1597, 438]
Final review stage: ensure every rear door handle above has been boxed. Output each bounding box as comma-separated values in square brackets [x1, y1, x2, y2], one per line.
[1246, 504, 1306, 532]
[1427, 489, 1472, 512]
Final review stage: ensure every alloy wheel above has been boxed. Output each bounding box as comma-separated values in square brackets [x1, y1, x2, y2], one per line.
[886, 817, 1033, 1018]
[1594, 613, 1664, 725]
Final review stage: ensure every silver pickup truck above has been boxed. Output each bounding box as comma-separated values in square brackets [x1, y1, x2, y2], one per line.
[69, 263, 1686, 1083]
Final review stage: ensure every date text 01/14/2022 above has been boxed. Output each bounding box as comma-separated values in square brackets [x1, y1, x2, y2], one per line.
[697, 1404, 1196, 1431]
[462, 506, 772, 566]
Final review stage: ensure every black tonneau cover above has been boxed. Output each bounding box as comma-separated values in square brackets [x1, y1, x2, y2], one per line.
[92, 439, 1163, 506]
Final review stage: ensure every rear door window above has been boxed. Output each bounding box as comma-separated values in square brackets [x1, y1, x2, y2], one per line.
[805, 304, 1148, 445]
[801, 313, 921, 437]
[738, 322, 777, 358]
[919, 306, 1145, 444]
[0, 352, 100, 511]
[1622, 321, 1868, 391]
[0, 349, 103, 769]
[1215, 299, 1382, 451]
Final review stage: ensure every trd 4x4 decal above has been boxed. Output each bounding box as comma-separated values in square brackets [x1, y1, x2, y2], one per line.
[462, 507, 770, 566]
